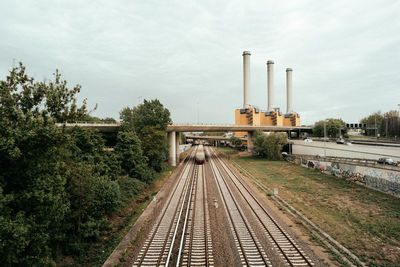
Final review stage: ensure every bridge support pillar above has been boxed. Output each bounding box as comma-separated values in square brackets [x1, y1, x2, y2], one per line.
[175, 132, 180, 164]
[168, 131, 176, 166]
[247, 131, 254, 152]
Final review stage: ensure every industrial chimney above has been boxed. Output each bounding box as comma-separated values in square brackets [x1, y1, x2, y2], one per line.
[243, 51, 251, 108]
[286, 68, 293, 114]
[267, 60, 274, 111]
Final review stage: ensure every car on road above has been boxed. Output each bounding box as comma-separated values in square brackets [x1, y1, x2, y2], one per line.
[377, 157, 395, 165]
[336, 139, 345, 144]
[304, 138, 313, 142]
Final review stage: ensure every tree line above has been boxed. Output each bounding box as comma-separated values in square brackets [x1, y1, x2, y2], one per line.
[0, 64, 171, 266]
[360, 110, 400, 138]
[229, 132, 287, 160]
[312, 110, 400, 139]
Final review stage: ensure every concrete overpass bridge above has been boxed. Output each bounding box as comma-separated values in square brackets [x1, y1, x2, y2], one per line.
[56, 122, 312, 166]
[185, 135, 246, 141]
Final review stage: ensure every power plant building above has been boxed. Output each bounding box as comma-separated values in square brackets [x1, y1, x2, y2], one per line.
[235, 51, 300, 137]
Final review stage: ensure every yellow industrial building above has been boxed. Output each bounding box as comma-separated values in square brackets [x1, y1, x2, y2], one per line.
[234, 52, 300, 137]
[234, 108, 300, 137]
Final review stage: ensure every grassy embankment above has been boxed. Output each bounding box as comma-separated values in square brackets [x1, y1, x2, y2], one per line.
[64, 163, 176, 266]
[218, 147, 400, 266]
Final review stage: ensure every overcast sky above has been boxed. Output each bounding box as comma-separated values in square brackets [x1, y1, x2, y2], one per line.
[1, 0, 399, 125]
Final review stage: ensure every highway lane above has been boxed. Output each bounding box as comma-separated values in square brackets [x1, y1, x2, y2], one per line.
[292, 140, 400, 161]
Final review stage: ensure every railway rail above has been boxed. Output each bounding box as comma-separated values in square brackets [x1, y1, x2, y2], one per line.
[133, 147, 214, 267]
[207, 147, 271, 266]
[132, 145, 320, 266]
[209, 147, 313, 266]
[231, 158, 365, 267]
[180, 164, 214, 266]
[133, 148, 197, 266]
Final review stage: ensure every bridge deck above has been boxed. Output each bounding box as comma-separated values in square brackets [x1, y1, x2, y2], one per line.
[56, 123, 312, 133]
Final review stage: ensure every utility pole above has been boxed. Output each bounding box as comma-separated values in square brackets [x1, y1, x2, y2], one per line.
[375, 115, 378, 143]
[324, 120, 327, 156]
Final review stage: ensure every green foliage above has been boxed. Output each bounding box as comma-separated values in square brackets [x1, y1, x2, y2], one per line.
[313, 118, 345, 138]
[120, 99, 171, 132]
[0, 63, 147, 265]
[0, 64, 86, 265]
[140, 126, 168, 172]
[118, 177, 147, 202]
[229, 136, 243, 148]
[360, 111, 383, 136]
[119, 99, 171, 172]
[82, 115, 117, 123]
[179, 132, 186, 144]
[253, 131, 287, 160]
[114, 131, 153, 182]
[361, 110, 400, 137]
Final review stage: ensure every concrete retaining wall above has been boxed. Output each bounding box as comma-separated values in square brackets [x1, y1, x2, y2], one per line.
[287, 155, 400, 196]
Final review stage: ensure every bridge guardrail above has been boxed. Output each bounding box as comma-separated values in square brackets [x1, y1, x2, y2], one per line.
[290, 154, 399, 171]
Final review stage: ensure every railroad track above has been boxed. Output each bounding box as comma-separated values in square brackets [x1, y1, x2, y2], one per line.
[133, 147, 214, 267]
[180, 164, 214, 266]
[133, 149, 197, 266]
[209, 147, 313, 266]
[206, 147, 271, 266]
[231, 157, 364, 267]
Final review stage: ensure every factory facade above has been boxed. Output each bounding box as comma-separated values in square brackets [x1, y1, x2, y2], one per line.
[235, 51, 300, 137]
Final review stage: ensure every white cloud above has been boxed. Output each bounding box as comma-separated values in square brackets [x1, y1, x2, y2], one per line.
[0, 0, 399, 125]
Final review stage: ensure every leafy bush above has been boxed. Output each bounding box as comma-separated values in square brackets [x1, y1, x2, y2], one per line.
[114, 131, 153, 182]
[120, 99, 171, 172]
[229, 136, 243, 148]
[0, 64, 165, 265]
[118, 177, 147, 202]
[253, 131, 287, 160]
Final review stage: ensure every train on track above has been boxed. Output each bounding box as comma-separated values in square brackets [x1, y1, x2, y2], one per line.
[195, 145, 206, 164]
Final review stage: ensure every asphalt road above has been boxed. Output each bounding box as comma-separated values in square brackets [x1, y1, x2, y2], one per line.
[292, 140, 400, 161]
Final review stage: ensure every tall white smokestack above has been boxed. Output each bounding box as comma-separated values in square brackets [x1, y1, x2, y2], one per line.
[286, 68, 293, 114]
[243, 51, 251, 108]
[267, 60, 274, 111]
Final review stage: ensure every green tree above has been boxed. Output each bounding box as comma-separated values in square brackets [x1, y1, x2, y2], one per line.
[0, 63, 123, 265]
[229, 136, 243, 148]
[82, 115, 117, 123]
[313, 118, 345, 138]
[382, 110, 400, 137]
[0, 63, 87, 265]
[120, 99, 171, 132]
[360, 111, 383, 136]
[253, 131, 287, 160]
[120, 99, 171, 172]
[361, 110, 400, 137]
[114, 131, 152, 182]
